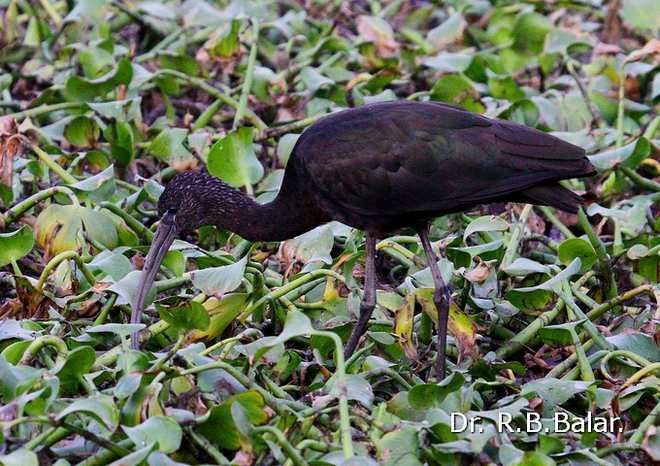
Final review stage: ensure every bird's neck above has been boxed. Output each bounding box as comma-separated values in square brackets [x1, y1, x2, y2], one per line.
[206, 183, 326, 242]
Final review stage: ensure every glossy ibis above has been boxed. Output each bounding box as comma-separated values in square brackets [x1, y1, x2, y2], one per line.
[131, 100, 595, 377]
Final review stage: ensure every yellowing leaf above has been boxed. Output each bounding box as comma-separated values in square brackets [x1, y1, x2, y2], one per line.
[415, 288, 478, 363]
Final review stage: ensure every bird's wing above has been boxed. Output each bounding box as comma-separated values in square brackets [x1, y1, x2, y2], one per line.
[296, 101, 592, 216]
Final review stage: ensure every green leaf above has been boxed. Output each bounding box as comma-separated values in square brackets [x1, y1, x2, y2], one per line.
[108, 443, 155, 466]
[512, 12, 552, 54]
[538, 321, 583, 346]
[87, 323, 145, 339]
[56, 346, 96, 394]
[521, 378, 593, 416]
[557, 238, 597, 273]
[78, 46, 114, 79]
[0, 355, 43, 402]
[423, 53, 473, 73]
[191, 293, 248, 340]
[158, 53, 200, 76]
[607, 332, 660, 362]
[510, 258, 582, 294]
[197, 391, 267, 450]
[270, 311, 315, 346]
[207, 127, 264, 188]
[431, 75, 482, 112]
[35, 205, 118, 255]
[123, 416, 182, 453]
[210, 20, 241, 57]
[408, 372, 464, 409]
[56, 395, 119, 431]
[621, 0, 660, 31]
[327, 374, 374, 408]
[88, 249, 133, 281]
[89, 98, 142, 122]
[0, 226, 34, 267]
[64, 59, 133, 102]
[64, 116, 100, 148]
[463, 215, 509, 242]
[147, 128, 190, 162]
[375, 427, 422, 466]
[190, 256, 247, 296]
[104, 121, 135, 166]
[276, 133, 300, 166]
[70, 165, 115, 192]
[157, 301, 209, 331]
[588, 138, 651, 171]
[502, 258, 550, 277]
[0, 449, 39, 466]
[427, 12, 465, 50]
[300, 67, 334, 93]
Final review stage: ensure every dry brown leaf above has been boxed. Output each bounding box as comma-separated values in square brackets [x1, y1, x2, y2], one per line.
[463, 259, 492, 283]
[626, 38, 660, 63]
[0, 116, 29, 187]
[357, 15, 399, 58]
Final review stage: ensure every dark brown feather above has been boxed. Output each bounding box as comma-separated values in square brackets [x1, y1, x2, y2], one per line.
[292, 101, 594, 231]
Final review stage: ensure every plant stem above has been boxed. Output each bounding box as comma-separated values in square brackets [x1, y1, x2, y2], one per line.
[619, 166, 660, 192]
[36, 251, 96, 291]
[313, 330, 354, 459]
[538, 206, 575, 239]
[185, 427, 230, 464]
[558, 287, 611, 351]
[2, 186, 79, 226]
[19, 335, 68, 365]
[6, 102, 81, 120]
[193, 99, 223, 130]
[255, 115, 320, 141]
[233, 20, 259, 129]
[150, 69, 266, 130]
[586, 284, 653, 321]
[630, 400, 660, 443]
[577, 207, 618, 302]
[253, 426, 309, 466]
[31, 145, 78, 184]
[500, 204, 532, 271]
[99, 201, 154, 241]
[38, 0, 63, 26]
[75, 439, 134, 466]
[180, 360, 306, 415]
[616, 65, 626, 148]
[238, 269, 346, 321]
[496, 296, 567, 359]
[93, 320, 171, 369]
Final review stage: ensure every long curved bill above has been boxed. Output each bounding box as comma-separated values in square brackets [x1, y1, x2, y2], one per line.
[130, 212, 177, 349]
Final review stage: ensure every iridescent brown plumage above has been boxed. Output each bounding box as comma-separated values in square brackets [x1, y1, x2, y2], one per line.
[132, 101, 595, 377]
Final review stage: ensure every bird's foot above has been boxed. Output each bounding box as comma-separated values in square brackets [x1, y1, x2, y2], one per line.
[433, 286, 452, 380]
[343, 300, 375, 359]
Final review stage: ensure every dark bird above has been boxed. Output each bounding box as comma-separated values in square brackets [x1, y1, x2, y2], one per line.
[131, 100, 595, 376]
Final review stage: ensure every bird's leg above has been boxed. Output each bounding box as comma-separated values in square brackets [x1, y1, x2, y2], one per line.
[418, 226, 451, 379]
[344, 233, 377, 359]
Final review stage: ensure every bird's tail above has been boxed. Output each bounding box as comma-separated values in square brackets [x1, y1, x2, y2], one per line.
[518, 183, 584, 214]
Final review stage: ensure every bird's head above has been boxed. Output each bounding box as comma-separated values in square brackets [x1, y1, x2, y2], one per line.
[130, 170, 217, 348]
[156, 170, 217, 233]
